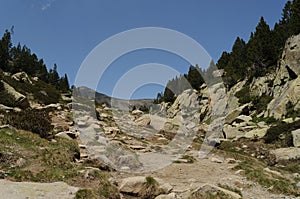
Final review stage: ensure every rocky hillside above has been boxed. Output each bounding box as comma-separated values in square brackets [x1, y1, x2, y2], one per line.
[59, 34, 299, 199]
[0, 23, 300, 199]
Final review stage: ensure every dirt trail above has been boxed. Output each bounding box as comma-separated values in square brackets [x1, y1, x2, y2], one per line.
[113, 151, 296, 199]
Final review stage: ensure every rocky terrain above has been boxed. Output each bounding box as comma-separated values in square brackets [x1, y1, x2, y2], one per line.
[0, 34, 300, 199]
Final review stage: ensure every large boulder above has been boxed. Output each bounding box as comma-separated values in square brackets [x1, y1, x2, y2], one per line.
[190, 184, 242, 199]
[135, 114, 151, 126]
[250, 74, 275, 97]
[2, 81, 30, 109]
[0, 180, 78, 199]
[119, 176, 171, 198]
[225, 104, 251, 124]
[271, 147, 300, 162]
[267, 33, 300, 119]
[11, 72, 32, 84]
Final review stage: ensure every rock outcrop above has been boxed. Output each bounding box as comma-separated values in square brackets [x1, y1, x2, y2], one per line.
[1, 81, 30, 108]
[267, 34, 300, 119]
[11, 72, 32, 84]
[119, 176, 171, 198]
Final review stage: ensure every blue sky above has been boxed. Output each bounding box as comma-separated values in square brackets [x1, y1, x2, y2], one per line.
[0, 0, 287, 99]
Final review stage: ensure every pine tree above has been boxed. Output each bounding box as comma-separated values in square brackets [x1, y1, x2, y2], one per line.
[48, 64, 60, 88]
[0, 29, 12, 70]
[163, 86, 175, 103]
[247, 17, 275, 71]
[290, 0, 300, 34]
[187, 65, 204, 90]
[58, 74, 70, 92]
[216, 51, 230, 69]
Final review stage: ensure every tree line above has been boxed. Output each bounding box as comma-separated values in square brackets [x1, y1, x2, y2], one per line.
[0, 28, 70, 92]
[156, 0, 300, 103]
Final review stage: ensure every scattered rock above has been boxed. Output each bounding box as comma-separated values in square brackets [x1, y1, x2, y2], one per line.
[119, 176, 167, 198]
[135, 114, 151, 126]
[190, 184, 242, 199]
[210, 157, 223, 163]
[225, 104, 250, 124]
[131, 109, 144, 119]
[225, 158, 237, 164]
[293, 173, 300, 178]
[12, 72, 32, 84]
[0, 125, 15, 130]
[104, 126, 120, 134]
[271, 147, 300, 162]
[129, 145, 146, 150]
[55, 131, 79, 140]
[15, 158, 26, 167]
[235, 115, 252, 123]
[155, 192, 176, 199]
[244, 127, 269, 138]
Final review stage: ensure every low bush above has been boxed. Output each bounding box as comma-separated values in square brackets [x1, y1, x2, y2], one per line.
[264, 120, 300, 147]
[4, 109, 53, 138]
[235, 86, 251, 104]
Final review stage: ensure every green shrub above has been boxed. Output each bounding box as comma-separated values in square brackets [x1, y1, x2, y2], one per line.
[0, 73, 61, 105]
[235, 86, 251, 104]
[286, 101, 300, 119]
[264, 120, 300, 147]
[0, 91, 18, 107]
[75, 189, 96, 199]
[252, 94, 273, 113]
[252, 116, 278, 124]
[4, 109, 53, 138]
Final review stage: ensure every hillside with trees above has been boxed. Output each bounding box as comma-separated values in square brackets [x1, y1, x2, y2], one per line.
[158, 0, 300, 102]
[0, 28, 70, 92]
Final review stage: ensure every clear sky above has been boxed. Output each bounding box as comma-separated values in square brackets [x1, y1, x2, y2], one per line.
[0, 0, 287, 99]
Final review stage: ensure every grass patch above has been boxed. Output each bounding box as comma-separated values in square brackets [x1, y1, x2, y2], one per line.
[218, 139, 300, 196]
[0, 129, 119, 198]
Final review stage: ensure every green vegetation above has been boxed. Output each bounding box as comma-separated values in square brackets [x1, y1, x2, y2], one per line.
[217, 0, 300, 89]
[264, 120, 300, 147]
[218, 141, 300, 196]
[252, 116, 278, 125]
[3, 109, 53, 138]
[234, 160, 299, 196]
[0, 129, 118, 198]
[286, 101, 300, 119]
[145, 176, 158, 186]
[0, 80, 18, 107]
[0, 28, 70, 93]
[158, 0, 300, 103]
[75, 189, 96, 199]
[235, 85, 273, 113]
[0, 68, 62, 105]
[142, 176, 160, 198]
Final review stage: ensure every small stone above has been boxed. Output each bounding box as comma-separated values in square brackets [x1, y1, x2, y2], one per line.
[293, 173, 300, 178]
[210, 157, 223, 163]
[235, 170, 245, 175]
[175, 159, 189, 163]
[16, 158, 26, 167]
[225, 158, 236, 164]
